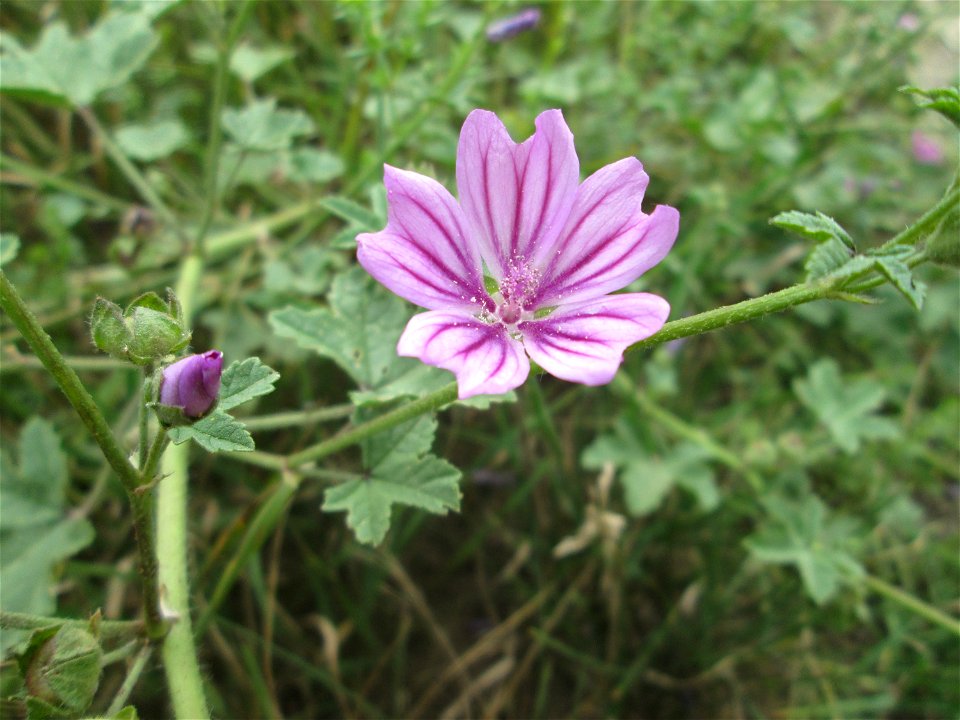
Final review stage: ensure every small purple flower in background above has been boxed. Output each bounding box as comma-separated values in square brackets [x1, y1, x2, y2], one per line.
[357, 109, 679, 398]
[486, 8, 542, 42]
[896, 13, 920, 31]
[912, 131, 944, 165]
[160, 350, 223, 417]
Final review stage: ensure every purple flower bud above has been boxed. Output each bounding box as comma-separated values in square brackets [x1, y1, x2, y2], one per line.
[159, 350, 223, 418]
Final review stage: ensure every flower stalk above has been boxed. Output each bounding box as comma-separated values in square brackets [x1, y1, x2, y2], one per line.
[0, 270, 167, 640]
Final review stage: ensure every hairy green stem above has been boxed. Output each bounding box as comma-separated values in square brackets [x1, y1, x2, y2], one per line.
[629, 282, 834, 354]
[101, 639, 142, 666]
[142, 428, 169, 485]
[286, 382, 459, 468]
[0, 611, 142, 640]
[106, 643, 154, 716]
[0, 271, 168, 639]
[128, 487, 166, 640]
[863, 574, 960, 637]
[0, 271, 141, 492]
[242, 403, 354, 431]
[158, 255, 209, 720]
[883, 184, 959, 249]
[138, 372, 151, 472]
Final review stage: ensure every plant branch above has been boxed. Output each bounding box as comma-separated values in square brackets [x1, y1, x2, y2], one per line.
[106, 643, 154, 716]
[863, 574, 960, 637]
[0, 611, 143, 640]
[158, 253, 210, 720]
[286, 382, 459, 468]
[0, 271, 141, 492]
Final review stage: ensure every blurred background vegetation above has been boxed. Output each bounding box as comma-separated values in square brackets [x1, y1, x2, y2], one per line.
[1, 1, 958, 718]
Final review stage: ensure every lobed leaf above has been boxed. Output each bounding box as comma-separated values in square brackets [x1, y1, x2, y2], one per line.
[745, 492, 864, 604]
[168, 412, 255, 453]
[771, 210, 855, 250]
[323, 454, 461, 546]
[0, 12, 158, 106]
[115, 119, 189, 161]
[217, 357, 280, 411]
[221, 98, 315, 151]
[793, 359, 900, 454]
[269, 267, 411, 390]
[0, 419, 94, 652]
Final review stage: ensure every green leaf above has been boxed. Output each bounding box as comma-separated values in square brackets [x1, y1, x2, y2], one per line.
[217, 357, 280, 411]
[770, 210, 855, 250]
[221, 98, 314, 151]
[1, 418, 69, 530]
[168, 412, 254, 453]
[619, 460, 676, 516]
[745, 492, 864, 604]
[1, 519, 95, 654]
[322, 411, 461, 545]
[115, 119, 189, 161]
[359, 412, 437, 469]
[900, 85, 960, 128]
[872, 256, 926, 311]
[269, 267, 410, 390]
[323, 454, 461, 546]
[287, 148, 345, 183]
[793, 359, 900, 454]
[803, 236, 855, 281]
[229, 44, 295, 82]
[0, 233, 20, 266]
[0, 12, 158, 106]
[583, 425, 718, 516]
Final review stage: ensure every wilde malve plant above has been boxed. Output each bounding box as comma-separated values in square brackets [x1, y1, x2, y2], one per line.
[0, 4, 957, 716]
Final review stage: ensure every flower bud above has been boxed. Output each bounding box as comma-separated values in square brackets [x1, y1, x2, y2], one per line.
[90, 289, 190, 365]
[20, 625, 102, 714]
[159, 350, 223, 418]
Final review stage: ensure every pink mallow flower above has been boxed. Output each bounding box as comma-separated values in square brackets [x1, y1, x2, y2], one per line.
[357, 110, 679, 399]
[159, 350, 223, 417]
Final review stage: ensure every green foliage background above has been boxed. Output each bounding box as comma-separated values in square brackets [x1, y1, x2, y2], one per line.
[1, 1, 957, 718]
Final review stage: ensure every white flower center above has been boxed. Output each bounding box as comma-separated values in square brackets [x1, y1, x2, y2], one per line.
[485, 256, 541, 332]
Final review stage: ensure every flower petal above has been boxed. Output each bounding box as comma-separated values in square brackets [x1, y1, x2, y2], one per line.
[532, 158, 679, 307]
[398, 311, 530, 398]
[357, 165, 489, 312]
[456, 109, 579, 279]
[519, 293, 669, 385]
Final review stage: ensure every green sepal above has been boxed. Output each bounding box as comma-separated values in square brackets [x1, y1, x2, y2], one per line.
[18, 625, 102, 714]
[124, 291, 167, 314]
[91, 289, 191, 365]
[483, 275, 499, 296]
[150, 401, 194, 428]
[90, 298, 132, 359]
[125, 307, 190, 365]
